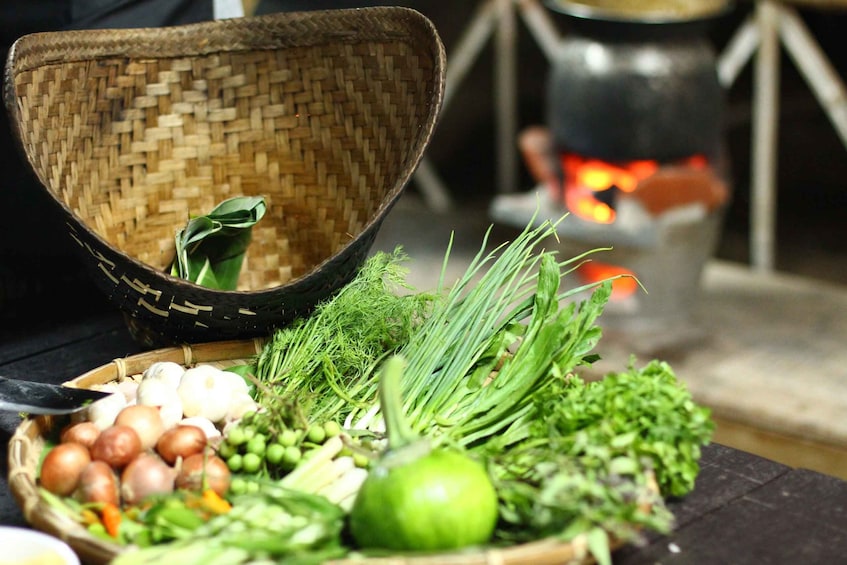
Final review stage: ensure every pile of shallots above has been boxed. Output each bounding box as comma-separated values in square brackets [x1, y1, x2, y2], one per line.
[39, 362, 258, 507]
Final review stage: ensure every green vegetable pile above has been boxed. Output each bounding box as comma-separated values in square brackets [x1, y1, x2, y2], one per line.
[109, 214, 713, 564]
[113, 483, 347, 565]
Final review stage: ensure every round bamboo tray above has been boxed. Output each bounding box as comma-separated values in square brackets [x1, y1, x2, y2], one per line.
[7, 340, 623, 565]
[3, 7, 445, 347]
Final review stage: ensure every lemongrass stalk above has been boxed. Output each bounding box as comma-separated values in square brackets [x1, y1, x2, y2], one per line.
[279, 436, 343, 490]
[292, 458, 347, 494]
[319, 467, 370, 509]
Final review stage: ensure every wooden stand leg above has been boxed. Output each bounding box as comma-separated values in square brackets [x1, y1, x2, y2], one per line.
[717, 13, 760, 88]
[495, 0, 519, 195]
[751, 1, 781, 272]
[411, 1, 499, 211]
[778, 5, 847, 148]
[412, 0, 565, 208]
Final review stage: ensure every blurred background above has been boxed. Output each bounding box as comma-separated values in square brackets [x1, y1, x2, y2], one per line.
[252, 0, 847, 286]
[256, 0, 847, 479]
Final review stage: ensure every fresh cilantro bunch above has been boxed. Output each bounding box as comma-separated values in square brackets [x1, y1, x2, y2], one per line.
[484, 359, 713, 564]
[540, 360, 714, 498]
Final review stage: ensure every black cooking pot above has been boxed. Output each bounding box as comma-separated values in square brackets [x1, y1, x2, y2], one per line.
[545, 0, 733, 162]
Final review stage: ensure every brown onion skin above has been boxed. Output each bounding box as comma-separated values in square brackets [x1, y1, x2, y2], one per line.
[40, 442, 91, 496]
[60, 422, 101, 450]
[177, 451, 231, 496]
[121, 454, 177, 506]
[77, 461, 120, 506]
[156, 425, 207, 465]
[115, 404, 165, 451]
[90, 425, 142, 469]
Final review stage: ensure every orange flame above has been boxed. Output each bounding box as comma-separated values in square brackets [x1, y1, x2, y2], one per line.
[559, 153, 707, 224]
[556, 153, 710, 300]
[578, 261, 639, 300]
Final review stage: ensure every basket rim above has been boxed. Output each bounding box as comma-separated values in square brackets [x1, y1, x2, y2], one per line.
[2, 6, 447, 299]
[9, 339, 621, 565]
[5, 7, 439, 68]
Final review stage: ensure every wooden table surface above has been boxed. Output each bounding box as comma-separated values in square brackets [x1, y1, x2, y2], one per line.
[2, 306, 847, 564]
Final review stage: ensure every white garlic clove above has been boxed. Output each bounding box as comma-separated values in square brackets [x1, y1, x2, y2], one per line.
[87, 392, 127, 430]
[142, 361, 185, 390]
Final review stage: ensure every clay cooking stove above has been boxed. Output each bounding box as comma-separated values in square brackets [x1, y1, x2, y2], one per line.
[492, 0, 733, 344]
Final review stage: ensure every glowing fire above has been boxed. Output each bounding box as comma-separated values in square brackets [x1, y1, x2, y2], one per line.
[577, 261, 639, 301]
[558, 152, 710, 300]
[560, 153, 708, 224]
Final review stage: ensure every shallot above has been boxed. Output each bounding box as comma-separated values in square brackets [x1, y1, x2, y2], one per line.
[77, 461, 120, 505]
[60, 421, 101, 449]
[90, 425, 142, 469]
[39, 442, 91, 497]
[176, 451, 231, 496]
[121, 454, 176, 505]
[115, 404, 165, 451]
[156, 425, 207, 465]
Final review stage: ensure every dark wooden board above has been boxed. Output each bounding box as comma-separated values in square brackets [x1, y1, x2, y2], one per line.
[616, 445, 847, 564]
[665, 443, 791, 529]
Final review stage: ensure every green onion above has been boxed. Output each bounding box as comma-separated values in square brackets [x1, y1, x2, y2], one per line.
[347, 215, 612, 448]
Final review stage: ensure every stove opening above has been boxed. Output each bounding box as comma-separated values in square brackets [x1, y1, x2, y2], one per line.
[558, 151, 717, 301]
[559, 152, 710, 225]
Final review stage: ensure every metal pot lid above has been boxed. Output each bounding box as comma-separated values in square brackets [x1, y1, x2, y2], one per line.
[546, 0, 733, 24]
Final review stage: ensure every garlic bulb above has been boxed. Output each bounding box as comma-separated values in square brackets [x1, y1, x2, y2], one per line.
[137, 378, 179, 407]
[218, 369, 251, 397]
[177, 365, 232, 423]
[87, 392, 128, 430]
[142, 361, 185, 390]
[226, 392, 259, 422]
[179, 416, 221, 442]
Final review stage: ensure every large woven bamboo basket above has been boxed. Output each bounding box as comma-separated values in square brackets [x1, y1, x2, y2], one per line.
[8, 340, 617, 565]
[3, 7, 445, 347]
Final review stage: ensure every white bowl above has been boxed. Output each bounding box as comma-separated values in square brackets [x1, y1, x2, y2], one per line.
[0, 527, 80, 564]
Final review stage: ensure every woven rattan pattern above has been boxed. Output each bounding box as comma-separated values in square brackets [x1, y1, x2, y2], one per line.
[4, 8, 445, 346]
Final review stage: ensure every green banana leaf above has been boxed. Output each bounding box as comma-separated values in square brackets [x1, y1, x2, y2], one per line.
[170, 196, 267, 290]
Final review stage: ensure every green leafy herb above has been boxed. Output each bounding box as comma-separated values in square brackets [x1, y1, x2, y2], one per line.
[253, 248, 436, 426]
[171, 196, 267, 290]
[480, 359, 714, 564]
[531, 359, 714, 498]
